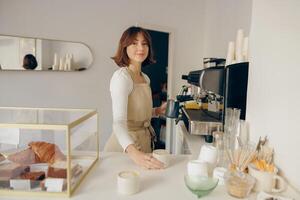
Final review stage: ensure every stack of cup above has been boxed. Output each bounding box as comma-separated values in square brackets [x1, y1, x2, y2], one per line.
[187, 160, 208, 177]
[197, 144, 218, 177]
[225, 29, 249, 66]
[152, 149, 170, 168]
[198, 144, 218, 164]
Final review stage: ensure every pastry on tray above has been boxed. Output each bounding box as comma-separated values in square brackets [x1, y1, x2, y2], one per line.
[29, 141, 66, 164]
[7, 141, 66, 165]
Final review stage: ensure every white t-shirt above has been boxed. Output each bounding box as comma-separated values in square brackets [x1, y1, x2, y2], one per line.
[110, 67, 151, 151]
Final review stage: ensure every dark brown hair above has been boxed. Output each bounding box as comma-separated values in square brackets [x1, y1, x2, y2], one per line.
[112, 26, 155, 67]
[23, 54, 38, 70]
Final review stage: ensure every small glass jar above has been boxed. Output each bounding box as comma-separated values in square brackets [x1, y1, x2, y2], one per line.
[224, 171, 255, 198]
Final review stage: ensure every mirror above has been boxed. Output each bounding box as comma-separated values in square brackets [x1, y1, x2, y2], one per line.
[0, 35, 93, 71]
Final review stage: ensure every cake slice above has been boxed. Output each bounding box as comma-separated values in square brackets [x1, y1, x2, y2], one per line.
[20, 171, 45, 181]
[47, 161, 82, 179]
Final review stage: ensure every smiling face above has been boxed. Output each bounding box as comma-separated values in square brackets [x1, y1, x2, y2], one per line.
[126, 33, 149, 66]
[112, 26, 155, 67]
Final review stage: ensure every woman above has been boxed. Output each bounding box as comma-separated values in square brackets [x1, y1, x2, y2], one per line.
[104, 26, 166, 169]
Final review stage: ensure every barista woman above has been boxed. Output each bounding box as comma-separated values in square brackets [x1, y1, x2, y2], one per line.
[104, 26, 166, 170]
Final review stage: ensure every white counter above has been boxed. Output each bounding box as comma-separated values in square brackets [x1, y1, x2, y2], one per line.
[0, 123, 298, 200]
[0, 152, 299, 200]
[0, 152, 252, 200]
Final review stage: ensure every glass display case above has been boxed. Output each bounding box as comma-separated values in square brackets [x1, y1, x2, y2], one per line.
[0, 107, 98, 197]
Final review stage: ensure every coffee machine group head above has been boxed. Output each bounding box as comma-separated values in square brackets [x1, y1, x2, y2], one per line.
[181, 66, 225, 96]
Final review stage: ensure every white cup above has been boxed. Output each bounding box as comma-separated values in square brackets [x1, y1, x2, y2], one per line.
[248, 164, 286, 193]
[198, 144, 218, 165]
[187, 160, 208, 177]
[213, 167, 227, 185]
[152, 149, 170, 168]
[117, 171, 140, 195]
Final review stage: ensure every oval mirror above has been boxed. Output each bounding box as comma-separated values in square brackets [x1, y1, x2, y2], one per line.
[0, 35, 93, 71]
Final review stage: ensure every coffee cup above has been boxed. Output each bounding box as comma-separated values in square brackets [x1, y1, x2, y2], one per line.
[117, 171, 140, 195]
[248, 164, 286, 193]
[165, 99, 179, 118]
[152, 149, 170, 168]
[213, 167, 227, 185]
[198, 144, 218, 165]
[187, 160, 208, 177]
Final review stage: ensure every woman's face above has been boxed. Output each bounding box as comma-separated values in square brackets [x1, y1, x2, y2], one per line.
[126, 33, 149, 65]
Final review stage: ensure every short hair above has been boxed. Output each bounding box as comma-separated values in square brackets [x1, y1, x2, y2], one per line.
[23, 54, 38, 70]
[112, 26, 155, 67]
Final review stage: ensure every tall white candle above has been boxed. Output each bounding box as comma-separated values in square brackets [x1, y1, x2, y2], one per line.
[52, 53, 59, 70]
[69, 54, 73, 70]
[235, 29, 244, 62]
[242, 37, 249, 61]
[64, 54, 70, 71]
[59, 58, 64, 71]
[225, 41, 235, 66]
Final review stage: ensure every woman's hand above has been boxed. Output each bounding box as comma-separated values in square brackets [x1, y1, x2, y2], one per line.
[159, 102, 167, 115]
[154, 102, 167, 116]
[126, 145, 164, 169]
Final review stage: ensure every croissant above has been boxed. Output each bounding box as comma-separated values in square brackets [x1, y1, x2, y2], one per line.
[29, 142, 66, 164]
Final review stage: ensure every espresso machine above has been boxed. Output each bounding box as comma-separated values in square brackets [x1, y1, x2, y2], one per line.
[168, 61, 249, 136]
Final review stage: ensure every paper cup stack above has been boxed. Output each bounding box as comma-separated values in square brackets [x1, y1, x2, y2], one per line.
[225, 29, 249, 66]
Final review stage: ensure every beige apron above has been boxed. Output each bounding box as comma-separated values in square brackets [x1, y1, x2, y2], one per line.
[104, 68, 155, 153]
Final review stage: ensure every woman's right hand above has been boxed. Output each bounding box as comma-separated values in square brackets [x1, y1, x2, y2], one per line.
[126, 144, 164, 170]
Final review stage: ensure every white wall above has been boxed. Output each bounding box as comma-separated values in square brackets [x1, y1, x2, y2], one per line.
[247, 0, 300, 190]
[0, 0, 252, 152]
[0, 0, 206, 148]
[202, 0, 253, 58]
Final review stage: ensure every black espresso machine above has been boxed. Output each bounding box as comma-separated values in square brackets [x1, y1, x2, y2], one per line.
[178, 62, 249, 136]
